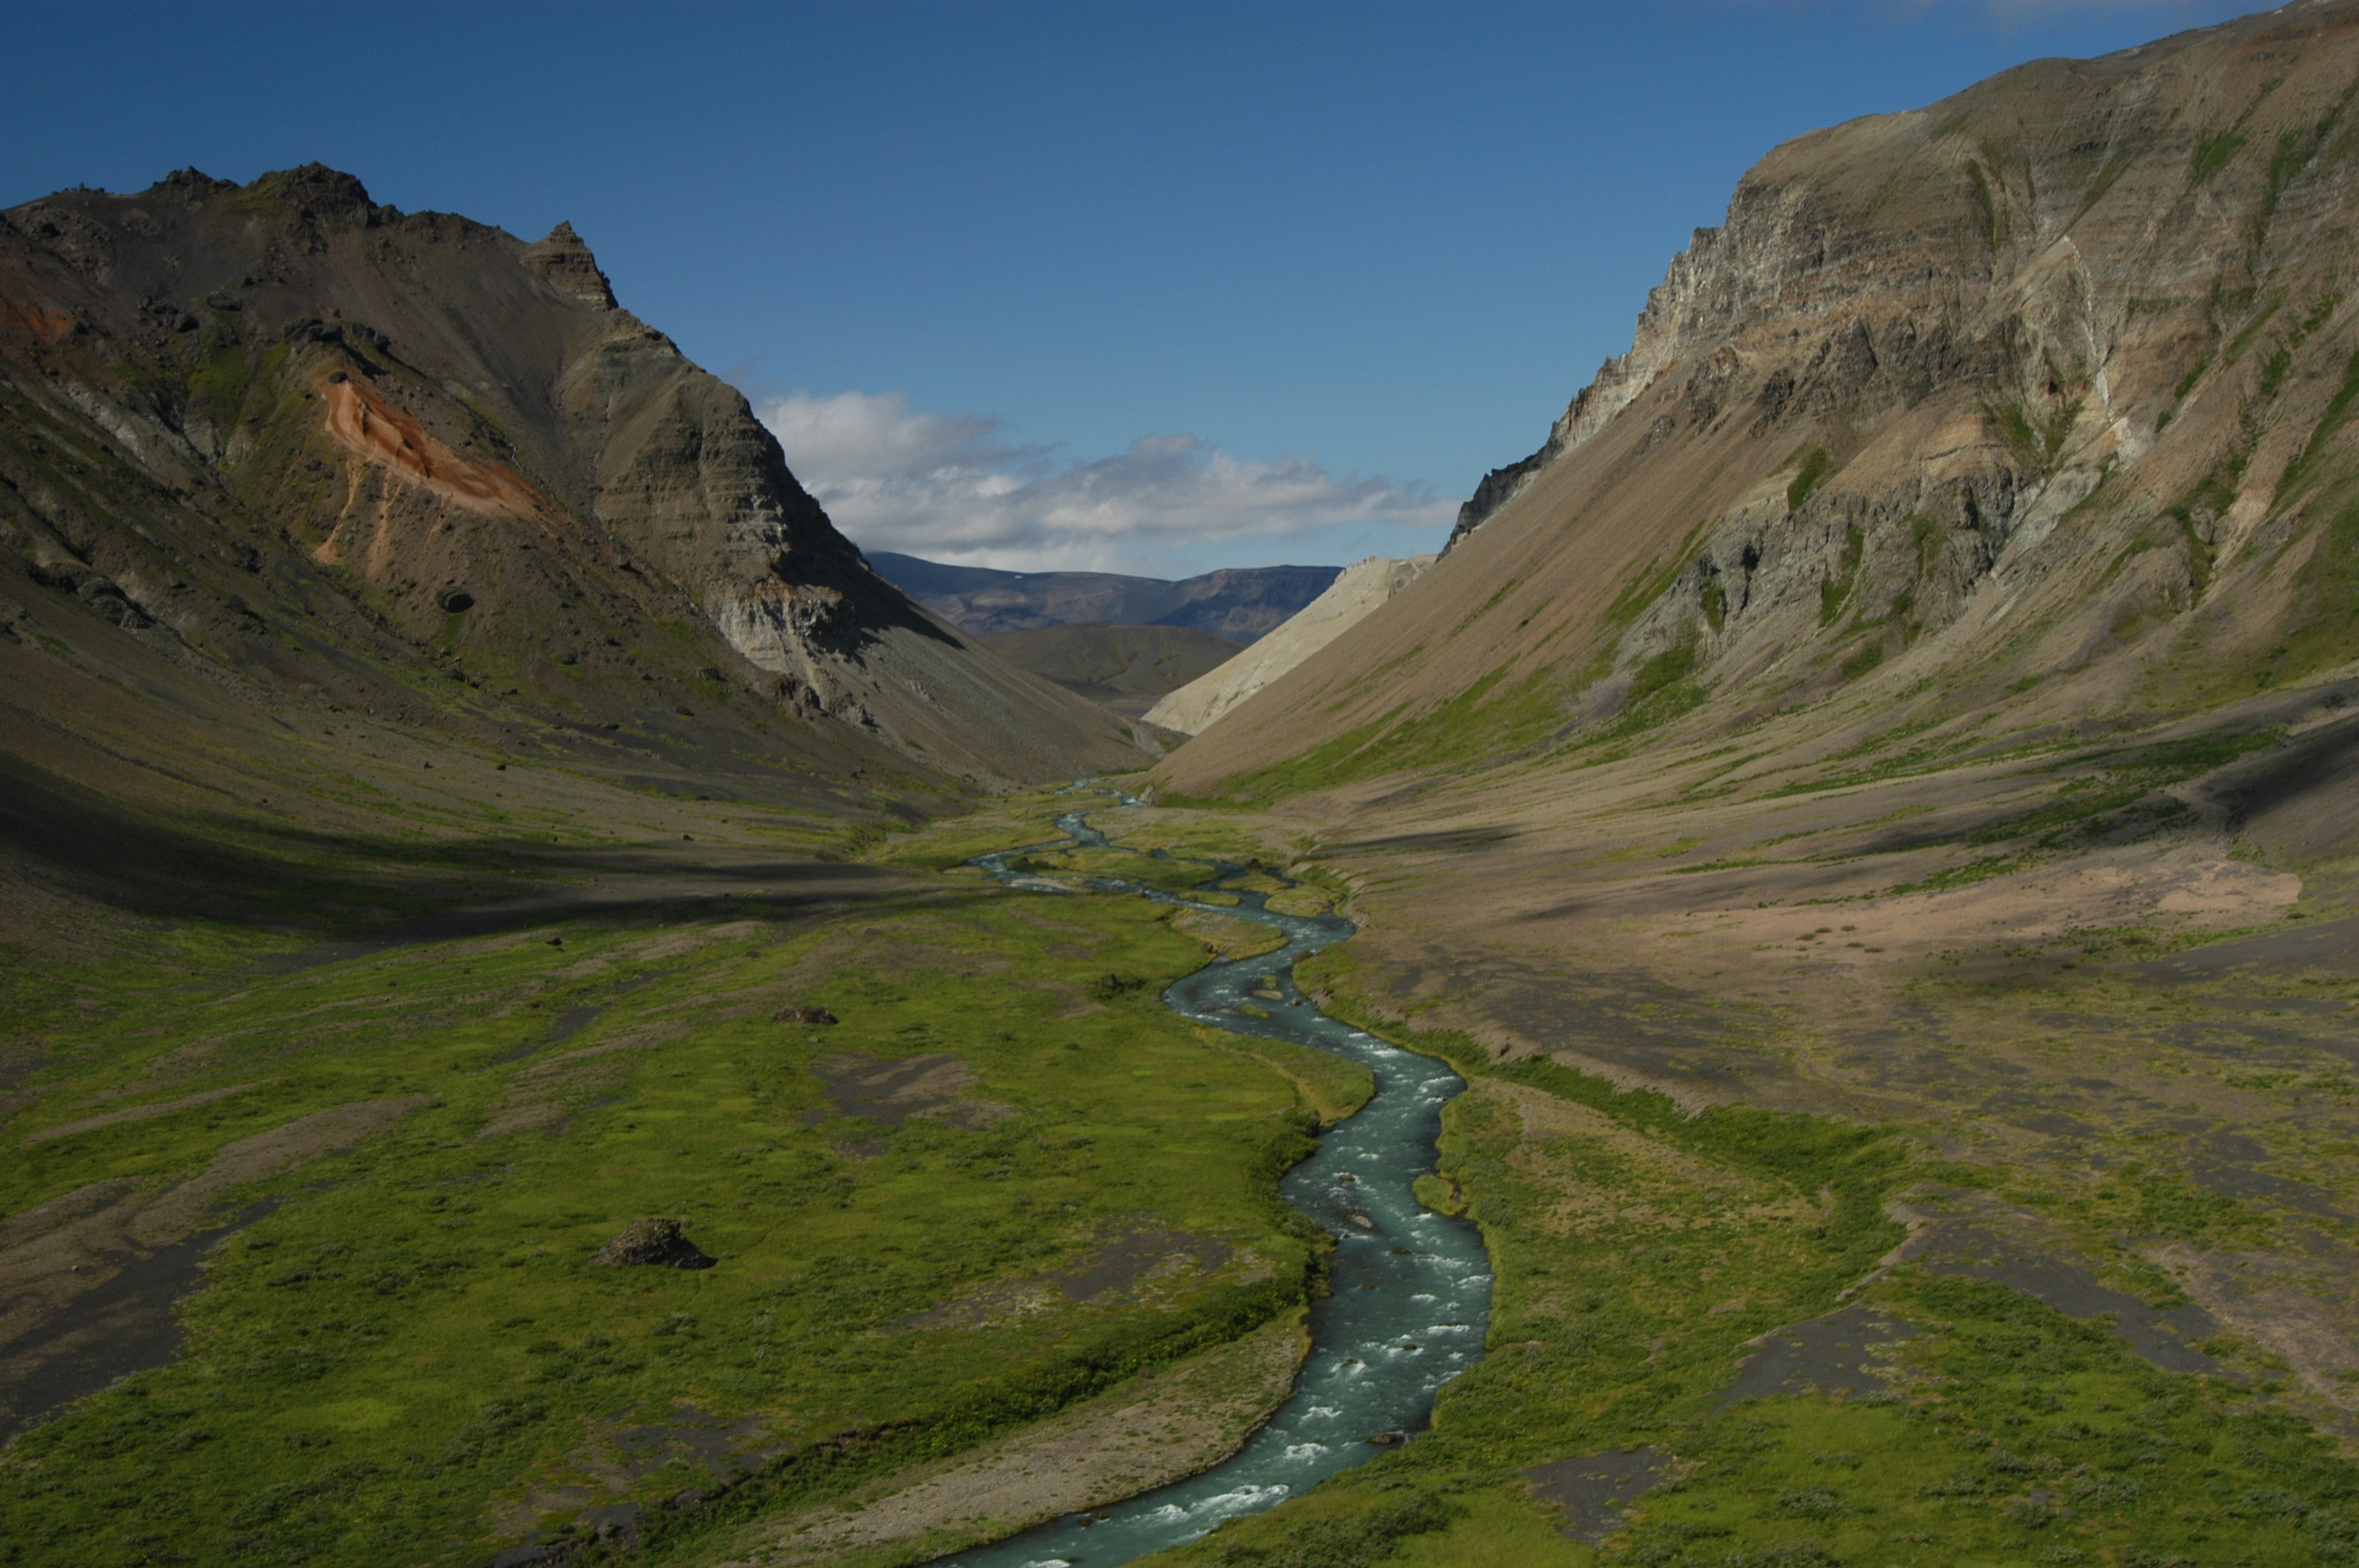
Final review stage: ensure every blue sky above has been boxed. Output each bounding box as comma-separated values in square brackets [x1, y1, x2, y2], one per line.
[3, 1, 2266, 575]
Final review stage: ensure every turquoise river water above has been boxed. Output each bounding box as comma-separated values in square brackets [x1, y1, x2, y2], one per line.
[939, 800, 1492, 1568]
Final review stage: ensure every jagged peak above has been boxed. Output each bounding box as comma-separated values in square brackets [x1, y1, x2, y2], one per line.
[523, 220, 617, 309]
[261, 163, 379, 216]
[148, 168, 234, 200]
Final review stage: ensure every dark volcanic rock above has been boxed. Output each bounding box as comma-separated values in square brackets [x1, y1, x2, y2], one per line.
[594, 1218, 714, 1270]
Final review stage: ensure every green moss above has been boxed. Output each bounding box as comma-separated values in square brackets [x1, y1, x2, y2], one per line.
[2192, 129, 2247, 183]
[228, 172, 293, 215]
[2281, 350, 2359, 498]
[1205, 662, 1565, 805]
[1819, 525, 1864, 627]
[2069, 154, 2127, 230]
[1965, 159, 2003, 250]
[1785, 447, 1837, 512]
[2225, 293, 2286, 365]
[1627, 642, 1696, 705]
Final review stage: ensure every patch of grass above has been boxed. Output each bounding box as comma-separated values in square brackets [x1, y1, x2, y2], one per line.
[1966, 158, 2004, 250]
[2192, 129, 2247, 183]
[2281, 349, 2359, 499]
[2224, 292, 2286, 365]
[1819, 525, 1863, 627]
[1244, 950, 2359, 1568]
[1207, 663, 1565, 805]
[1785, 447, 1837, 512]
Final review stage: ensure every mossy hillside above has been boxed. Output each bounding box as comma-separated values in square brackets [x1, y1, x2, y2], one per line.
[0, 857, 1339, 1566]
[1160, 946, 2359, 1566]
[1183, 666, 1567, 808]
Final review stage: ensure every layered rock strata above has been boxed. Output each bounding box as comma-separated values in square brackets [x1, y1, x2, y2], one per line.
[0, 165, 1147, 785]
[1168, 0, 2359, 793]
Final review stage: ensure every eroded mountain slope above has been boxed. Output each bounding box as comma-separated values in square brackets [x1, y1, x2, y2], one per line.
[1163, 0, 2359, 796]
[0, 165, 1149, 808]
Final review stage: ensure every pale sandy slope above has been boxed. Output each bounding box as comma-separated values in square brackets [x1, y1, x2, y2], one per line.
[1143, 555, 1433, 735]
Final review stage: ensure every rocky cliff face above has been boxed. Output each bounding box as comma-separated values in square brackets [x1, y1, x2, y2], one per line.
[0, 165, 1148, 789]
[1167, 0, 2359, 796]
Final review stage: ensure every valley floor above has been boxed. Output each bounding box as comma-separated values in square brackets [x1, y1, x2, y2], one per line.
[11, 767, 2359, 1568]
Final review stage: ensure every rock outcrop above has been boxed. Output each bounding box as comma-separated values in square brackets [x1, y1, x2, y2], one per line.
[594, 1218, 714, 1269]
[0, 165, 1149, 786]
[1144, 555, 1434, 735]
[1163, 0, 2359, 797]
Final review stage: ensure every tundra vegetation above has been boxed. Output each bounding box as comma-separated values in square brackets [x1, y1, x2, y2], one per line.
[0, 797, 1365, 1566]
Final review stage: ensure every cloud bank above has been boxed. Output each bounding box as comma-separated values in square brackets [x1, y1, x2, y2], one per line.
[757, 390, 1453, 574]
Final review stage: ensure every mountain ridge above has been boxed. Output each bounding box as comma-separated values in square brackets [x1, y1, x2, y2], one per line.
[870, 550, 1339, 641]
[1158, 0, 2359, 800]
[0, 163, 1151, 803]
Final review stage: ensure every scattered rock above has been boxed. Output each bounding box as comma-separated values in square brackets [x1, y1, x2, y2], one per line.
[594, 1218, 714, 1270]
[773, 1004, 838, 1025]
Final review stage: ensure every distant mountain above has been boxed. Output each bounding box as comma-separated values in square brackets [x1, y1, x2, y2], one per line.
[870, 552, 1339, 641]
[979, 623, 1245, 720]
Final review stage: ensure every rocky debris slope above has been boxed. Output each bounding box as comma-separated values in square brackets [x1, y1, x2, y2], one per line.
[1161, 0, 2359, 798]
[1145, 556, 1434, 736]
[0, 165, 1147, 788]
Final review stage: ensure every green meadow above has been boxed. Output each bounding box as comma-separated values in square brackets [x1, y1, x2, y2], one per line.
[1170, 941, 2359, 1568]
[0, 795, 1355, 1566]
[13, 791, 2359, 1568]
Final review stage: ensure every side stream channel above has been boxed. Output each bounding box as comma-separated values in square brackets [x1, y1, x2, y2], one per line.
[940, 802, 1492, 1568]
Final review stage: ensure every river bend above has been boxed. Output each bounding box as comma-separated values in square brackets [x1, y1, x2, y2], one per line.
[940, 804, 1491, 1568]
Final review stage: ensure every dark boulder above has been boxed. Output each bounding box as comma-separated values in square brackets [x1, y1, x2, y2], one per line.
[594, 1218, 714, 1270]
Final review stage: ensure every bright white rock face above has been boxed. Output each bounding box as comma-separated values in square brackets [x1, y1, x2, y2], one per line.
[1144, 554, 1435, 735]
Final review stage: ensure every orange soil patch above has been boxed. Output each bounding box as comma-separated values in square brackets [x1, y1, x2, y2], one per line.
[323, 378, 549, 519]
[0, 292, 76, 348]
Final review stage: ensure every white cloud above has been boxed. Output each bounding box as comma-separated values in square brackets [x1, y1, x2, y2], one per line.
[758, 390, 1453, 574]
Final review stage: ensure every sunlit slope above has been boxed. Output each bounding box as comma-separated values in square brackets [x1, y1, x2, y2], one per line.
[1147, 555, 1433, 736]
[1158, 0, 2359, 800]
